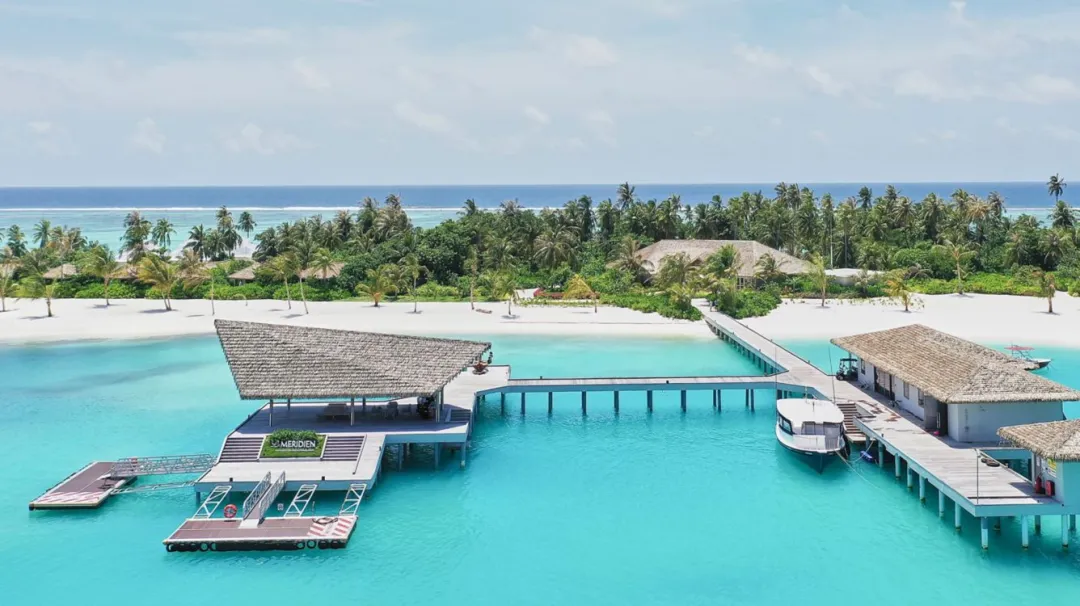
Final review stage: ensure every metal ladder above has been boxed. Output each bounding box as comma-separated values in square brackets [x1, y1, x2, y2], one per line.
[339, 483, 367, 516]
[284, 484, 318, 518]
[193, 486, 232, 519]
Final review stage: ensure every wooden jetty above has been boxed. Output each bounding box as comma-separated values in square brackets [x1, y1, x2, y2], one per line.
[164, 515, 358, 552]
[29, 462, 130, 510]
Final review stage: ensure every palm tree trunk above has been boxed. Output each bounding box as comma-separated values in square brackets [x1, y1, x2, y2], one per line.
[299, 277, 308, 314]
[284, 277, 292, 309]
[1049, 295, 1054, 314]
[104, 278, 111, 306]
[507, 297, 512, 317]
[413, 278, 418, 313]
[46, 297, 52, 317]
[210, 281, 216, 316]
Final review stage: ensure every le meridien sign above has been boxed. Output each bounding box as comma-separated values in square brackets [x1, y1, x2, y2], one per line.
[271, 439, 317, 450]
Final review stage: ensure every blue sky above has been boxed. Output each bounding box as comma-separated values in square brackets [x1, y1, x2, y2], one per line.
[0, 0, 1078, 186]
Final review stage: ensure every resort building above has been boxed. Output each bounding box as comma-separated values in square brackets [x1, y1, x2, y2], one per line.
[999, 420, 1080, 508]
[832, 324, 1080, 442]
[633, 239, 811, 284]
[227, 262, 260, 283]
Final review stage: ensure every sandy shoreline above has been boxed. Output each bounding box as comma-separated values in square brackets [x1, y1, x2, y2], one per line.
[1, 293, 1078, 348]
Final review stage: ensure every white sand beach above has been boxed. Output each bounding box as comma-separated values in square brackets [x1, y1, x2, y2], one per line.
[1, 293, 1078, 347]
[0, 298, 707, 344]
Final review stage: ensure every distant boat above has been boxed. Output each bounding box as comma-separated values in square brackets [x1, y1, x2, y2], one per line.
[775, 398, 847, 473]
[1004, 345, 1051, 369]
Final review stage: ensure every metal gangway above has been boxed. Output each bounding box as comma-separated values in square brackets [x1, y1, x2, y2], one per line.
[241, 471, 286, 527]
[339, 483, 368, 516]
[109, 454, 216, 479]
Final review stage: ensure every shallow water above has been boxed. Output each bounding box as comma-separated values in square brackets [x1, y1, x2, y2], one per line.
[2, 335, 1078, 606]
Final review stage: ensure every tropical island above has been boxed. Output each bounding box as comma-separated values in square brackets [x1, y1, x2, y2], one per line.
[0, 176, 1074, 324]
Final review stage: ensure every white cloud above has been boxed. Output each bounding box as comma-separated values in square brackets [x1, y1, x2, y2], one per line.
[1015, 74, 1080, 103]
[769, 117, 783, 128]
[523, 105, 550, 126]
[733, 43, 789, 70]
[913, 129, 959, 145]
[994, 117, 1022, 135]
[804, 66, 846, 96]
[693, 125, 714, 138]
[529, 28, 618, 68]
[290, 59, 331, 91]
[26, 120, 75, 155]
[584, 109, 616, 146]
[637, 0, 687, 19]
[949, 1, 967, 22]
[1045, 125, 1080, 142]
[175, 28, 293, 49]
[394, 101, 458, 135]
[130, 118, 165, 154]
[893, 70, 970, 101]
[222, 123, 303, 155]
[810, 129, 829, 143]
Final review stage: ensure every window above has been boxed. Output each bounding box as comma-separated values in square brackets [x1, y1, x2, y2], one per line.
[777, 414, 793, 434]
[859, 359, 865, 372]
[903, 381, 910, 399]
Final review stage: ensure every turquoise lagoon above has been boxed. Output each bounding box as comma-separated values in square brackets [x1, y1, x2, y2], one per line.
[2, 335, 1079, 606]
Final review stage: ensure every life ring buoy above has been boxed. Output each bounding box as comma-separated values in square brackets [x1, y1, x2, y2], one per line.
[314, 516, 336, 525]
[223, 504, 238, 519]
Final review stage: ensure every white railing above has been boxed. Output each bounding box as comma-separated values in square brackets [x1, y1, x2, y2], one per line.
[339, 483, 367, 516]
[110, 453, 216, 478]
[243, 471, 285, 524]
[790, 434, 845, 452]
[193, 486, 232, 519]
[241, 472, 272, 519]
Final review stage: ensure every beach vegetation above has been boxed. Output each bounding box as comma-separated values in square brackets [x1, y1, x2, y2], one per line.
[78, 245, 121, 306]
[137, 254, 181, 311]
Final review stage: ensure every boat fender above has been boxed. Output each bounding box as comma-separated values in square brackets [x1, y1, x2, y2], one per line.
[1035, 476, 1044, 494]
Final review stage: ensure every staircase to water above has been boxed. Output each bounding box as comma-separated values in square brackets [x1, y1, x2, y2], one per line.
[218, 436, 264, 463]
[322, 435, 366, 461]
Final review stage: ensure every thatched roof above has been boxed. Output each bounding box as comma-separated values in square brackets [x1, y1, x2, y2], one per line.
[214, 320, 491, 399]
[634, 239, 813, 278]
[301, 262, 345, 280]
[108, 263, 140, 281]
[43, 264, 78, 280]
[228, 262, 260, 281]
[832, 324, 1080, 404]
[999, 420, 1080, 462]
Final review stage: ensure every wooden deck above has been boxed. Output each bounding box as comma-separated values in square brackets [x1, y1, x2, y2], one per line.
[164, 515, 358, 552]
[29, 462, 130, 510]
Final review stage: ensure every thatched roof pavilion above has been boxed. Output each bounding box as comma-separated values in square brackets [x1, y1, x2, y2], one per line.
[301, 262, 345, 280]
[999, 420, 1080, 461]
[832, 324, 1080, 404]
[228, 262, 260, 282]
[214, 319, 491, 400]
[43, 264, 78, 280]
[634, 239, 812, 279]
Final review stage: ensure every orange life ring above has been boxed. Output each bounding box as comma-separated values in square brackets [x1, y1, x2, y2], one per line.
[223, 504, 238, 519]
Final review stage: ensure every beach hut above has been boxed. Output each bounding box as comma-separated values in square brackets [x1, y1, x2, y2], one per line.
[301, 262, 345, 281]
[832, 324, 1080, 442]
[999, 420, 1080, 511]
[42, 264, 79, 280]
[228, 262, 260, 284]
[632, 239, 812, 286]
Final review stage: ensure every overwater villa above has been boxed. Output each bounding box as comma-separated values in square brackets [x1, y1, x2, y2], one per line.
[832, 324, 1078, 441]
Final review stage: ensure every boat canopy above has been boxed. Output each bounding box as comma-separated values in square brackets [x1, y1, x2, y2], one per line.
[776, 398, 845, 425]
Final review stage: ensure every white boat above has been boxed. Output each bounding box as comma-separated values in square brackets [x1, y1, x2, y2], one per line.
[775, 398, 847, 472]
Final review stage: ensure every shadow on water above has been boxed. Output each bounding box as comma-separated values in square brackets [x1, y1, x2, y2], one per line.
[19, 360, 218, 396]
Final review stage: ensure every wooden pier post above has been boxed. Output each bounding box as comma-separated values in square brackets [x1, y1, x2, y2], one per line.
[1063, 516, 1071, 550]
[434, 443, 441, 468]
[460, 442, 468, 469]
[938, 491, 945, 518]
[1021, 515, 1029, 548]
[712, 390, 717, 409]
[980, 517, 989, 550]
[614, 391, 620, 415]
[520, 393, 526, 416]
[918, 475, 925, 501]
[647, 391, 653, 413]
[877, 442, 884, 468]
[548, 392, 553, 415]
[1035, 515, 1042, 535]
[955, 502, 962, 530]
[716, 390, 721, 411]
[1072, 515, 1077, 531]
[680, 391, 686, 413]
[500, 392, 506, 415]
[745, 391, 749, 408]
[895, 454, 902, 479]
[906, 468, 913, 490]
[750, 390, 755, 411]
[399, 444, 405, 470]
[581, 392, 587, 416]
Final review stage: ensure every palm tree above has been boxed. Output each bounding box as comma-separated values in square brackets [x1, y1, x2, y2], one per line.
[178, 249, 215, 315]
[20, 249, 57, 317]
[5, 225, 27, 257]
[485, 271, 517, 317]
[268, 254, 298, 309]
[884, 271, 915, 312]
[1048, 174, 1066, 201]
[137, 255, 180, 311]
[461, 199, 479, 217]
[291, 237, 318, 315]
[355, 264, 398, 307]
[1051, 200, 1075, 230]
[310, 248, 336, 282]
[564, 274, 599, 313]
[754, 253, 783, 284]
[186, 225, 209, 261]
[616, 182, 636, 210]
[613, 236, 645, 282]
[656, 252, 693, 288]
[704, 245, 741, 282]
[533, 226, 577, 270]
[152, 219, 175, 249]
[32, 219, 52, 249]
[78, 245, 120, 306]
[932, 238, 976, 295]
[808, 254, 829, 307]
[400, 253, 427, 313]
[1035, 270, 1056, 314]
[466, 247, 480, 310]
[238, 211, 257, 238]
[0, 272, 14, 312]
[121, 211, 152, 262]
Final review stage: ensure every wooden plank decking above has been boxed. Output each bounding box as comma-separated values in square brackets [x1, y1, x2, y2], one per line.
[164, 515, 358, 552]
[29, 461, 131, 510]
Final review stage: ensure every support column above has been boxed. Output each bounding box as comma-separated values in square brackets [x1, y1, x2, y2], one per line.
[195, 491, 201, 506]
[994, 517, 1001, 532]
[398, 444, 405, 470]
[350, 397, 355, 426]
[362, 396, 367, 415]
[521, 393, 526, 416]
[269, 399, 274, 427]
[460, 441, 468, 469]
[745, 391, 750, 409]
[1064, 516, 1071, 550]
[434, 443, 440, 469]
[712, 390, 717, 409]
[906, 468, 913, 490]
[750, 390, 755, 411]
[776, 389, 783, 401]
[581, 392, 587, 416]
[955, 502, 962, 530]
[548, 392, 553, 415]
[614, 391, 620, 415]
[877, 442, 884, 468]
[938, 491, 945, 518]
[1035, 516, 1042, 535]
[716, 390, 721, 411]
[918, 475, 925, 501]
[980, 517, 989, 550]
[500, 392, 506, 415]
[895, 454, 902, 480]
[647, 391, 653, 413]
[1071, 515, 1077, 531]
[1021, 515, 1029, 548]
[287, 398, 291, 417]
[680, 391, 687, 413]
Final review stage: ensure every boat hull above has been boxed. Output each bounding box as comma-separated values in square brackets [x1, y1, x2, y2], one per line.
[775, 426, 844, 472]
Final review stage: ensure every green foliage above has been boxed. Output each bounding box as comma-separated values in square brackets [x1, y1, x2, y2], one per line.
[719, 289, 781, 319]
[261, 430, 325, 458]
[602, 293, 702, 320]
[415, 282, 462, 300]
[74, 281, 141, 299]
